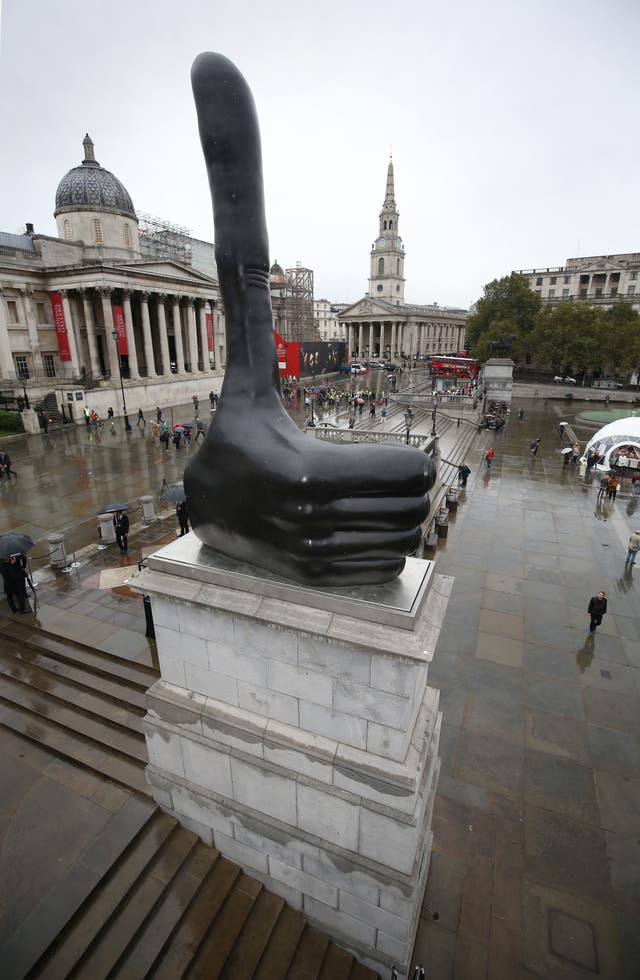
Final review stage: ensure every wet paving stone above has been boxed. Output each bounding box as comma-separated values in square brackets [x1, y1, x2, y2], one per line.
[524, 806, 610, 902]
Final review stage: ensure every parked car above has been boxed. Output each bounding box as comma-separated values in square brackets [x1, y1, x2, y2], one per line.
[592, 379, 623, 389]
[553, 376, 576, 384]
[350, 363, 367, 375]
[367, 360, 386, 369]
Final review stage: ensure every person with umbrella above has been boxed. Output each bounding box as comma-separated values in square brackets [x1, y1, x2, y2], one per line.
[113, 509, 129, 554]
[1, 553, 29, 613]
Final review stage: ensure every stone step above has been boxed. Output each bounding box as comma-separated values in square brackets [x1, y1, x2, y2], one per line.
[0, 635, 148, 713]
[318, 944, 356, 978]
[0, 669, 147, 762]
[69, 825, 202, 978]
[251, 905, 307, 979]
[215, 888, 285, 980]
[286, 925, 331, 978]
[0, 703, 150, 797]
[185, 873, 264, 978]
[0, 795, 155, 980]
[30, 811, 178, 980]
[0, 617, 158, 690]
[0, 649, 145, 734]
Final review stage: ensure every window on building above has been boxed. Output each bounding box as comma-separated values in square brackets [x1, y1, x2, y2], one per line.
[631, 272, 638, 281]
[550, 276, 557, 285]
[562, 288, 570, 298]
[549, 289, 555, 298]
[595, 287, 603, 298]
[610, 272, 620, 283]
[14, 354, 29, 379]
[629, 286, 636, 296]
[611, 287, 618, 297]
[378, 257, 384, 275]
[579, 289, 588, 298]
[37, 302, 47, 323]
[377, 284, 383, 292]
[580, 274, 590, 284]
[564, 276, 570, 284]
[536, 277, 543, 286]
[123, 224, 132, 247]
[383, 221, 387, 230]
[64, 220, 73, 241]
[43, 353, 56, 378]
[396, 285, 400, 292]
[93, 218, 103, 244]
[535, 290, 542, 297]
[389, 221, 393, 230]
[397, 259, 401, 275]
[7, 300, 19, 323]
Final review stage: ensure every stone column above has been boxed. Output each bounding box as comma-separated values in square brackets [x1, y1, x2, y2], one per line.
[172, 297, 186, 375]
[60, 290, 81, 377]
[357, 323, 364, 357]
[197, 300, 209, 373]
[21, 288, 44, 375]
[368, 323, 374, 358]
[379, 322, 385, 358]
[390, 322, 396, 357]
[186, 299, 198, 373]
[98, 287, 119, 378]
[81, 290, 102, 376]
[139, 292, 158, 378]
[0, 292, 16, 380]
[156, 294, 172, 376]
[121, 291, 140, 380]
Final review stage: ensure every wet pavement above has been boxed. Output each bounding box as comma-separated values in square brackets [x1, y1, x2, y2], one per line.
[1, 391, 638, 977]
[412, 399, 640, 979]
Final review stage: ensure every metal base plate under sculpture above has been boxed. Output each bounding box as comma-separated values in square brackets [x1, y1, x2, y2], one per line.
[134, 536, 451, 978]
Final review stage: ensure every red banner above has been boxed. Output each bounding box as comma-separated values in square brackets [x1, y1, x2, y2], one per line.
[111, 304, 128, 355]
[205, 312, 214, 353]
[49, 292, 71, 361]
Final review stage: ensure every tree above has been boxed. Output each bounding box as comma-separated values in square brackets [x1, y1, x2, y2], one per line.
[467, 273, 542, 360]
[528, 302, 606, 378]
[603, 303, 640, 377]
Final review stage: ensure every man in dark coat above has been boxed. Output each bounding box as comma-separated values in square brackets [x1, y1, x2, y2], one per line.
[458, 463, 471, 488]
[1, 554, 29, 613]
[587, 591, 607, 633]
[113, 510, 130, 554]
[176, 500, 190, 536]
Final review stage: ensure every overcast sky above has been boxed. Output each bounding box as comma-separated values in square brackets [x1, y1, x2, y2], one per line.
[1, 0, 638, 309]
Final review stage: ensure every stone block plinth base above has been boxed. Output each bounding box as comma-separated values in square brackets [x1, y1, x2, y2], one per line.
[134, 537, 451, 978]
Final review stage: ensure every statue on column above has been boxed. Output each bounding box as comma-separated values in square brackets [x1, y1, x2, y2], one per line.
[184, 53, 435, 585]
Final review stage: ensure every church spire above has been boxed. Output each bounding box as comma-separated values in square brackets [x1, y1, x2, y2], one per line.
[384, 156, 396, 208]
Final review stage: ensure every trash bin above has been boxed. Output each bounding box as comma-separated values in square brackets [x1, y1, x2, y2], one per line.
[143, 595, 155, 639]
[446, 488, 459, 511]
[435, 507, 449, 539]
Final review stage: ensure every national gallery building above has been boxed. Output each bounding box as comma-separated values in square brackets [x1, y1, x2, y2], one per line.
[0, 135, 225, 415]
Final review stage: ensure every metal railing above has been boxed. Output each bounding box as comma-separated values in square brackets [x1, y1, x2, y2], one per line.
[309, 426, 438, 452]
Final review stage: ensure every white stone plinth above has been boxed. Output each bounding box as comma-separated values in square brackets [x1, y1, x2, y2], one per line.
[133, 536, 451, 978]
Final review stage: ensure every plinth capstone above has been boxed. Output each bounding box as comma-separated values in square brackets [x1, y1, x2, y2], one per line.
[134, 535, 450, 977]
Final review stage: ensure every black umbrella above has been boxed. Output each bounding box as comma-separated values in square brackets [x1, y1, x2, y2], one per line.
[161, 485, 186, 503]
[0, 532, 34, 560]
[98, 502, 129, 515]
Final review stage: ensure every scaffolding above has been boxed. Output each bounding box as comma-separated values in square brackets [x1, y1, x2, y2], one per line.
[137, 212, 194, 265]
[284, 263, 316, 342]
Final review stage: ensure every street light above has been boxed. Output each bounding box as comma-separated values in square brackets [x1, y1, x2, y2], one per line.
[404, 407, 414, 445]
[111, 330, 132, 431]
[309, 387, 316, 427]
[431, 396, 438, 437]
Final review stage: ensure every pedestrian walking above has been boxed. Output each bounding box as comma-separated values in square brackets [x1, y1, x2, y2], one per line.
[137, 408, 146, 429]
[192, 394, 199, 412]
[606, 474, 620, 501]
[195, 417, 205, 441]
[209, 390, 215, 409]
[84, 406, 91, 426]
[518, 408, 524, 421]
[587, 591, 607, 633]
[176, 500, 190, 536]
[0, 448, 17, 480]
[597, 474, 608, 502]
[625, 530, 640, 566]
[1, 554, 29, 613]
[107, 406, 115, 430]
[458, 463, 471, 488]
[156, 406, 162, 424]
[113, 510, 129, 554]
[380, 406, 387, 423]
[485, 447, 494, 470]
[530, 438, 542, 457]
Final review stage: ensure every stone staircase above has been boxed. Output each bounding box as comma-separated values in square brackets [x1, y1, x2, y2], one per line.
[0, 617, 380, 979]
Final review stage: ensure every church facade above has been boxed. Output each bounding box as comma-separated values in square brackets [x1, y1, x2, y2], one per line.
[338, 160, 467, 361]
[0, 136, 226, 414]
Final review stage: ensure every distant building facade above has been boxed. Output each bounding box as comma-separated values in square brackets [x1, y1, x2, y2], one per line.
[515, 253, 640, 312]
[314, 299, 342, 342]
[0, 135, 226, 401]
[338, 159, 467, 360]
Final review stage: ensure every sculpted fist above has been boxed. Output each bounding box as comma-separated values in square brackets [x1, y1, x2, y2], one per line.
[184, 53, 435, 585]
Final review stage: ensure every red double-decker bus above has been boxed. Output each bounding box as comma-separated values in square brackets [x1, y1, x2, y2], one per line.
[428, 355, 478, 381]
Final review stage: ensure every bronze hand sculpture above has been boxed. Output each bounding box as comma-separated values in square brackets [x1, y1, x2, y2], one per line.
[184, 52, 435, 584]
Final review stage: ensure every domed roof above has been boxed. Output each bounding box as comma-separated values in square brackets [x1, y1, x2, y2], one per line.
[54, 134, 136, 221]
[584, 416, 640, 466]
[270, 259, 285, 277]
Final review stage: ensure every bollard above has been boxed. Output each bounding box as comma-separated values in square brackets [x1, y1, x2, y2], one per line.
[446, 487, 459, 511]
[47, 531, 67, 570]
[97, 512, 116, 546]
[435, 506, 449, 539]
[140, 494, 156, 526]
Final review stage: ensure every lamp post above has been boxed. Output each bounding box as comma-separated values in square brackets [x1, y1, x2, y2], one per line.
[404, 407, 414, 445]
[309, 387, 316, 427]
[112, 330, 132, 431]
[431, 395, 438, 437]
